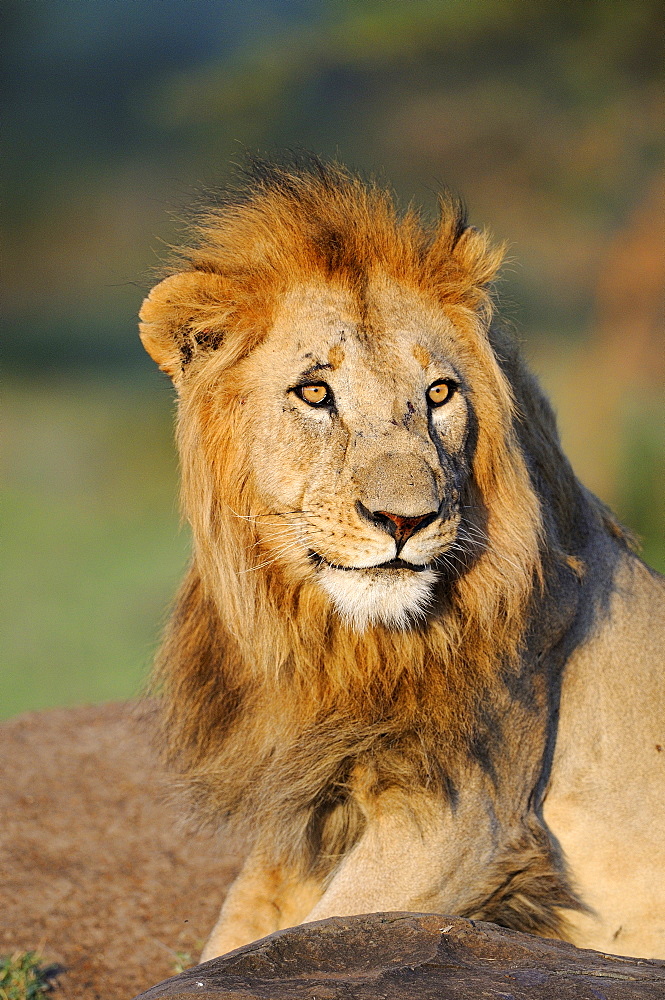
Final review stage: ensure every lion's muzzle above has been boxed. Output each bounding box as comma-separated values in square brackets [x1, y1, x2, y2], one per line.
[356, 505, 439, 552]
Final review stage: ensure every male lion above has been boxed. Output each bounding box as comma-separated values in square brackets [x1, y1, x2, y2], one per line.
[139, 157, 665, 962]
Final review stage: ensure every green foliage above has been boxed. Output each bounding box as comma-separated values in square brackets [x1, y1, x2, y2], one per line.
[173, 951, 194, 975]
[0, 953, 53, 1000]
[619, 400, 665, 572]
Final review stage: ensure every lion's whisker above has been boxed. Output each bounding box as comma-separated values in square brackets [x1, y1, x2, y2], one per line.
[457, 524, 525, 574]
[226, 505, 314, 522]
[248, 525, 327, 551]
[436, 548, 467, 570]
[250, 527, 301, 545]
[240, 538, 310, 573]
[459, 522, 489, 540]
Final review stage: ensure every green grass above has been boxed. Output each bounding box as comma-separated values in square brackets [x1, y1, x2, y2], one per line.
[0, 952, 54, 1000]
[1, 377, 189, 719]
[173, 950, 195, 975]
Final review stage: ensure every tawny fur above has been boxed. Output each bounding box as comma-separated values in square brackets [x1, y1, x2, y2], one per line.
[139, 157, 662, 958]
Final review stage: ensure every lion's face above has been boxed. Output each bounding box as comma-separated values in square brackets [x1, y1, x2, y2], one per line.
[234, 276, 473, 629]
[140, 162, 537, 643]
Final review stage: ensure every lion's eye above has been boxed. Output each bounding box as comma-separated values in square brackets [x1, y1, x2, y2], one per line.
[295, 383, 331, 407]
[427, 379, 457, 407]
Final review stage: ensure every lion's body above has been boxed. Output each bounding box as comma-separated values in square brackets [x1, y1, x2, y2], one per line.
[139, 158, 665, 962]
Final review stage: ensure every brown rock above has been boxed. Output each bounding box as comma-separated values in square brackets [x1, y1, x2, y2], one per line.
[134, 912, 665, 1000]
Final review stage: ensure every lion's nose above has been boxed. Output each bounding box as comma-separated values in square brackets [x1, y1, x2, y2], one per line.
[357, 504, 438, 551]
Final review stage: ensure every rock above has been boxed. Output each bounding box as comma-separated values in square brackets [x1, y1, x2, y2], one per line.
[134, 912, 665, 1000]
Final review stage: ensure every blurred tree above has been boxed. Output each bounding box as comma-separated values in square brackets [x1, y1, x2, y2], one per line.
[152, 0, 662, 330]
[1, 0, 662, 719]
[3, 0, 661, 369]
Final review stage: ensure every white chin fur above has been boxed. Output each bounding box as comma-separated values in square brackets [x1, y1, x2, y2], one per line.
[317, 564, 438, 631]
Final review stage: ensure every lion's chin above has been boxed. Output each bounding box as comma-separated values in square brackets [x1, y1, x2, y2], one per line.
[316, 563, 439, 631]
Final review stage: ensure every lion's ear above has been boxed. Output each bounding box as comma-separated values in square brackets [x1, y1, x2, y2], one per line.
[139, 271, 227, 381]
[429, 210, 506, 313]
[452, 225, 506, 292]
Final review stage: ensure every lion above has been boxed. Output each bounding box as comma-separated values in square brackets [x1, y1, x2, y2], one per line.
[139, 156, 665, 963]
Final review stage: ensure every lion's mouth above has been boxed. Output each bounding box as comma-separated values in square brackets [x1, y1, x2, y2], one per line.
[308, 552, 432, 572]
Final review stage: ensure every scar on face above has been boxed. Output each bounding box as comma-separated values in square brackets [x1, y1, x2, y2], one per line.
[328, 342, 345, 369]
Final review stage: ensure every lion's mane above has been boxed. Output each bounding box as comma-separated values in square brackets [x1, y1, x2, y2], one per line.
[141, 157, 634, 935]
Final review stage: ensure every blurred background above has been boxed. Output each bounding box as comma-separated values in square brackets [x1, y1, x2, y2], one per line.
[2, 0, 663, 719]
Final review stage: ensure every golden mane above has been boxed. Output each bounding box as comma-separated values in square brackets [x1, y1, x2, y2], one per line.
[141, 157, 623, 877]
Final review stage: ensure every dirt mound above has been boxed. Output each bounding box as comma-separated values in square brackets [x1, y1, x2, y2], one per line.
[6, 704, 665, 1000]
[0, 702, 241, 999]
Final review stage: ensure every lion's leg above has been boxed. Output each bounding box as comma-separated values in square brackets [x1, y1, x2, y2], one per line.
[201, 792, 495, 960]
[301, 791, 495, 924]
[200, 850, 323, 962]
[302, 812, 444, 923]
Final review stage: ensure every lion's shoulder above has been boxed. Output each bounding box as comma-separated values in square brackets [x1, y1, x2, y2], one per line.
[554, 549, 664, 748]
[546, 546, 664, 817]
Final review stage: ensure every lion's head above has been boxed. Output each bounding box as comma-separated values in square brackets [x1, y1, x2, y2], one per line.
[140, 159, 551, 672]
